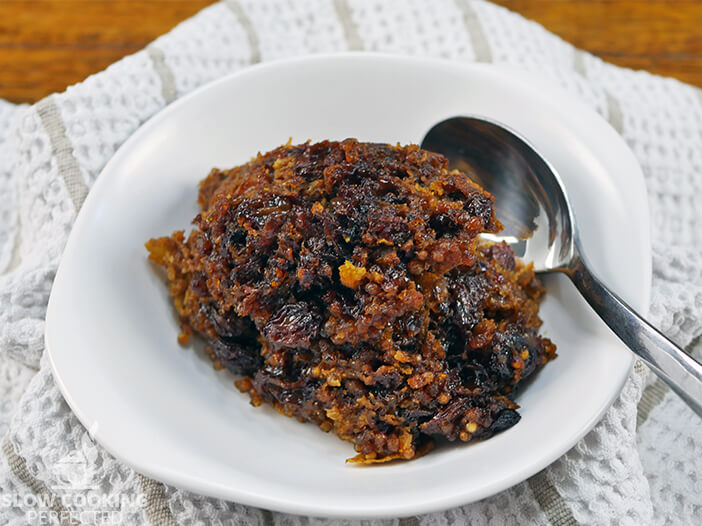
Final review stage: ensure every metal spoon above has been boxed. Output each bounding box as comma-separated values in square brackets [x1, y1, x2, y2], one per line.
[421, 116, 702, 417]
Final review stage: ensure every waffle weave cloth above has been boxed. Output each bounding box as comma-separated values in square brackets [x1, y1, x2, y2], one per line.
[1, 1, 701, 525]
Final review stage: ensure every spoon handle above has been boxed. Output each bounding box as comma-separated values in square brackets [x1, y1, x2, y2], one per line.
[568, 255, 702, 418]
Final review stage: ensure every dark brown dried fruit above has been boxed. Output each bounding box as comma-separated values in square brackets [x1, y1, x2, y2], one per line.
[489, 408, 522, 433]
[264, 303, 320, 349]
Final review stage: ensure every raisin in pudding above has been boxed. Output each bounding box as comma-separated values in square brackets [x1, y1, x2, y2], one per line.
[145, 139, 556, 463]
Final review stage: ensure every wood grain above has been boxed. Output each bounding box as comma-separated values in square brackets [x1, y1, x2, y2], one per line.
[491, 0, 702, 87]
[0, 1, 216, 103]
[0, 0, 700, 103]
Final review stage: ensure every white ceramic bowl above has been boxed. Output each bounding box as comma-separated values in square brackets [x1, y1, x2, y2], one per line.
[46, 54, 650, 518]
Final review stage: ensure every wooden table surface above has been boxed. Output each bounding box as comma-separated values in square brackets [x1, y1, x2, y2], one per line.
[1, 0, 701, 104]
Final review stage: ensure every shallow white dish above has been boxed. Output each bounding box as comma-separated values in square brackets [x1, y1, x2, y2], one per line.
[46, 54, 651, 518]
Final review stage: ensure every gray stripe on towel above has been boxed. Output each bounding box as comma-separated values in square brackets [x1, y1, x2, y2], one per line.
[147, 45, 178, 104]
[572, 49, 587, 76]
[332, 0, 364, 51]
[139, 474, 179, 526]
[637, 378, 669, 429]
[2, 438, 82, 526]
[528, 470, 580, 526]
[36, 96, 90, 211]
[260, 509, 276, 526]
[605, 91, 625, 134]
[224, 0, 263, 64]
[455, 0, 493, 62]
[4, 216, 22, 274]
[695, 86, 702, 107]
[637, 336, 701, 427]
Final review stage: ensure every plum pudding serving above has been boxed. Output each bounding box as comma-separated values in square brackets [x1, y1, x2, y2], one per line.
[146, 139, 556, 463]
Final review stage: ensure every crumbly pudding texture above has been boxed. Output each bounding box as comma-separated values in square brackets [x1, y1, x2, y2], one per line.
[146, 139, 556, 463]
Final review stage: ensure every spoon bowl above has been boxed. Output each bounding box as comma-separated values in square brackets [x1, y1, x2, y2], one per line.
[423, 116, 575, 272]
[422, 116, 702, 416]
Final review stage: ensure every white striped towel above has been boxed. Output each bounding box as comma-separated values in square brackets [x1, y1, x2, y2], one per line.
[1, 1, 701, 525]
